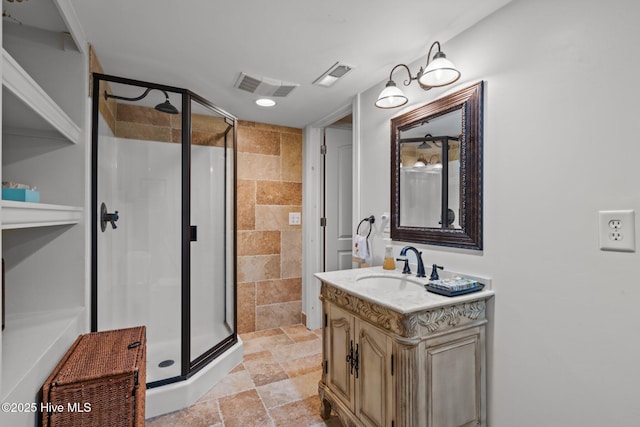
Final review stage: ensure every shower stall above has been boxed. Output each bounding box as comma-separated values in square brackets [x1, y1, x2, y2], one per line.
[90, 74, 240, 417]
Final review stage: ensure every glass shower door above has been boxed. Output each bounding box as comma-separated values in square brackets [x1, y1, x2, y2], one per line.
[189, 98, 235, 367]
[95, 79, 183, 384]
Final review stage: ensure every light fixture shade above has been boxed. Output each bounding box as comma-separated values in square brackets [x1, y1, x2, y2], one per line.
[375, 81, 408, 109]
[418, 54, 461, 88]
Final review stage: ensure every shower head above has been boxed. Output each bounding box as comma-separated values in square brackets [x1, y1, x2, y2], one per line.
[154, 98, 179, 115]
[104, 88, 179, 115]
[418, 134, 433, 149]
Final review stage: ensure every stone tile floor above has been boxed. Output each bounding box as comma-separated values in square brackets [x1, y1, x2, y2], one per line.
[146, 325, 341, 427]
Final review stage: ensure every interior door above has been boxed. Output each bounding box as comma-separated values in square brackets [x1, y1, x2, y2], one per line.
[324, 126, 353, 272]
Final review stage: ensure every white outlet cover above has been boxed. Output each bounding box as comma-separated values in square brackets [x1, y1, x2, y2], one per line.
[598, 210, 635, 252]
[289, 212, 301, 225]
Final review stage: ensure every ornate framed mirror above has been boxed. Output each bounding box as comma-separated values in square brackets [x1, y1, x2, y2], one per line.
[391, 81, 483, 250]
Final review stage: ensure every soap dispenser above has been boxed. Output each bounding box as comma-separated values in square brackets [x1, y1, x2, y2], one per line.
[383, 245, 396, 270]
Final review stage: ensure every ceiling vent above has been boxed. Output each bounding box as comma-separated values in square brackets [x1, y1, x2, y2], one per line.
[312, 62, 352, 88]
[234, 73, 299, 97]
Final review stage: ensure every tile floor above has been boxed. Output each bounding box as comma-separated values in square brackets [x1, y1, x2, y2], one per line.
[146, 325, 341, 427]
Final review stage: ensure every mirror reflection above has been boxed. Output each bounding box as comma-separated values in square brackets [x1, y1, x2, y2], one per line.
[399, 109, 462, 229]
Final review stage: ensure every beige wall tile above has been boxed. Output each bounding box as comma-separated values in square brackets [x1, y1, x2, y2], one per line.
[237, 180, 256, 231]
[255, 205, 302, 230]
[256, 301, 301, 331]
[256, 181, 302, 206]
[281, 132, 303, 182]
[237, 255, 281, 283]
[238, 121, 302, 136]
[191, 113, 228, 134]
[117, 103, 171, 127]
[115, 121, 172, 142]
[237, 231, 280, 256]
[256, 278, 301, 305]
[281, 230, 302, 279]
[237, 126, 280, 155]
[237, 282, 256, 334]
[192, 130, 224, 147]
[237, 153, 281, 181]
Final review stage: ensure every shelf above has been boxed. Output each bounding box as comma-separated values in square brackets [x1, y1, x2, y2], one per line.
[1, 307, 85, 401]
[1, 200, 83, 229]
[2, 48, 81, 144]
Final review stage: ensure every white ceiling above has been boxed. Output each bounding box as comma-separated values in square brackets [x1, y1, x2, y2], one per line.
[12, 0, 511, 128]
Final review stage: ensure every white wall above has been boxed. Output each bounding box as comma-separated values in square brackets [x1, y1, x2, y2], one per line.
[357, 1, 640, 425]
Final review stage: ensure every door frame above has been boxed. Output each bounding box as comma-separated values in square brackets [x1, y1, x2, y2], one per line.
[302, 94, 362, 329]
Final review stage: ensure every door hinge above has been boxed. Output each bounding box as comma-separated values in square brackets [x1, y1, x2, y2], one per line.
[320, 217, 327, 227]
[391, 354, 394, 376]
[321, 144, 327, 155]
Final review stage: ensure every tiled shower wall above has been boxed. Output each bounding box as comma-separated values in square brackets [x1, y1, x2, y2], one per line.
[236, 122, 303, 333]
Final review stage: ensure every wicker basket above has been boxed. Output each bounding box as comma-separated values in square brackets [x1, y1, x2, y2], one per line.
[41, 326, 146, 427]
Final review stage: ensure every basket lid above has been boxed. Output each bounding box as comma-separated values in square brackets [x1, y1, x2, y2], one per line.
[51, 326, 146, 386]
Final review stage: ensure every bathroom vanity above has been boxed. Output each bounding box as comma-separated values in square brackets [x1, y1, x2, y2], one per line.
[315, 267, 494, 427]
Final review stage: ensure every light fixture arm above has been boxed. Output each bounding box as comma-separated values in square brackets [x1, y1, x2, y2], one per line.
[388, 64, 415, 87]
[424, 41, 442, 69]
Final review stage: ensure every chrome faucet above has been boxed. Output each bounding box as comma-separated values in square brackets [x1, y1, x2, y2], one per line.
[399, 246, 426, 278]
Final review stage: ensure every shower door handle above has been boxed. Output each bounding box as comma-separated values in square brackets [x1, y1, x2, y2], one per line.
[190, 225, 198, 242]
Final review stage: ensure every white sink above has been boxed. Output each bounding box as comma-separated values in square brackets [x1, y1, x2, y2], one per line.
[354, 274, 425, 291]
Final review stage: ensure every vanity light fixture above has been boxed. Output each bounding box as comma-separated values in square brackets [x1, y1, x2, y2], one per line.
[375, 41, 461, 109]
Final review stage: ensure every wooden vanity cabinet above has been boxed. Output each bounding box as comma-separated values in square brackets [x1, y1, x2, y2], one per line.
[319, 282, 490, 427]
[323, 304, 394, 427]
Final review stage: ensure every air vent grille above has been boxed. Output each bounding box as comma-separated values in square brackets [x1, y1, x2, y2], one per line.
[272, 85, 297, 97]
[234, 73, 299, 97]
[237, 75, 261, 93]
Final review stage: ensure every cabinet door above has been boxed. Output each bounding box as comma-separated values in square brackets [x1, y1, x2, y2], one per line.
[326, 304, 355, 411]
[425, 326, 485, 427]
[356, 319, 393, 427]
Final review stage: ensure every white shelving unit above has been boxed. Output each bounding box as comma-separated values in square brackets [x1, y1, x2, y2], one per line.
[0, 3, 89, 424]
[2, 48, 81, 144]
[1, 200, 83, 230]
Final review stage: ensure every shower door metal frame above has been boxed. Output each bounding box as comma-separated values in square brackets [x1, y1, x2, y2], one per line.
[90, 73, 238, 388]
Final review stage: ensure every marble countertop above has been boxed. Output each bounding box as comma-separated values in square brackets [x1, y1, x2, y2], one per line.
[315, 266, 495, 315]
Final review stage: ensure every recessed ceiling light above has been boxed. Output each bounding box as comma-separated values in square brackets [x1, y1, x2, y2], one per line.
[256, 98, 276, 107]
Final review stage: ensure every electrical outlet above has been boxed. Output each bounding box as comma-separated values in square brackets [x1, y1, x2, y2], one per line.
[599, 210, 635, 252]
[609, 219, 622, 229]
[289, 212, 301, 225]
